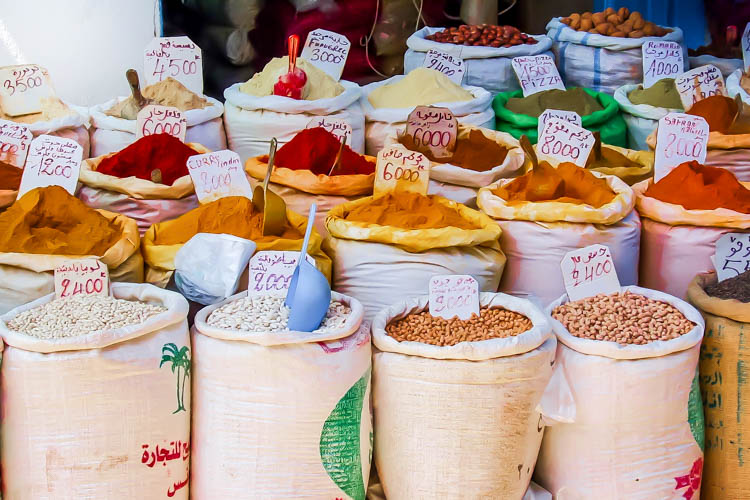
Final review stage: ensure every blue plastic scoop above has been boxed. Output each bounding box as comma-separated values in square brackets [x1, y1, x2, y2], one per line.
[285, 203, 332, 331]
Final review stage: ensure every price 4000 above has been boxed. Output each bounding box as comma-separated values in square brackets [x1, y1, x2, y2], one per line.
[59, 277, 105, 298]
[663, 133, 704, 158]
[382, 162, 421, 182]
[411, 127, 452, 148]
[540, 136, 581, 160]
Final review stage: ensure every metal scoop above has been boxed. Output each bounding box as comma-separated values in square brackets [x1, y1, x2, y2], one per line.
[520, 134, 539, 170]
[327, 135, 347, 176]
[252, 138, 288, 236]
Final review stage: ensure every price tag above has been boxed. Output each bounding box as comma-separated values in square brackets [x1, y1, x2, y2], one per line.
[714, 233, 750, 282]
[0, 119, 32, 167]
[186, 150, 253, 203]
[248, 251, 316, 297]
[674, 64, 727, 109]
[373, 144, 430, 196]
[511, 55, 565, 97]
[537, 110, 581, 139]
[144, 36, 203, 95]
[405, 106, 458, 159]
[537, 118, 595, 167]
[561, 244, 621, 301]
[428, 274, 479, 321]
[654, 112, 708, 181]
[422, 49, 465, 85]
[300, 29, 351, 81]
[54, 259, 110, 299]
[305, 116, 352, 144]
[642, 41, 684, 89]
[743, 23, 750, 72]
[0, 64, 55, 117]
[18, 135, 82, 197]
[136, 105, 187, 142]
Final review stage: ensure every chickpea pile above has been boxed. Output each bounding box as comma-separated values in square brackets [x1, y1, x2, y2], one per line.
[386, 306, 533, 346]
[551, 291, 694, 345]
[560, 7, 671, 38]
[426, 25, 537, 48]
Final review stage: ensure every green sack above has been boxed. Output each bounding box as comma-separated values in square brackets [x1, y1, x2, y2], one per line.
[493, 88, 628, 146]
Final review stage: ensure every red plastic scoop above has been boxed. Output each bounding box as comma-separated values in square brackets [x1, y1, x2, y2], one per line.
[273, 35, 307, 99]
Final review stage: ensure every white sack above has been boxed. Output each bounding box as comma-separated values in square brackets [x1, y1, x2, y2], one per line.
[17, 103, 90, 158]
[613, 83, 681, 151]
[691, 55, 742, 78]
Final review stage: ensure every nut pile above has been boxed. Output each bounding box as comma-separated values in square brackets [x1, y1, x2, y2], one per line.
[7, 296, 166, 339]
[551, 291, 695, 345]
[386, 306, 532, 346]
[560, 8, 671, 38]
[426, 25, 537, 48]
[207, 295, 351, 333]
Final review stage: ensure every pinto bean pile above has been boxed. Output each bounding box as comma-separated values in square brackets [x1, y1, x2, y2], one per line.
[426, 25, 537, 48]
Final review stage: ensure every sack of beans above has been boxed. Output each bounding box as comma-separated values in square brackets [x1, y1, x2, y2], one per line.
[325, 192, 504, 322]
[384, 124, 525, 207]
[634, 161, 750, 299]
[78, 136, 208, 234]
[687, 271, 750, 499]
[0, 186, 143, 314]
[88, 78, 226, 157]
[614, 81, 683, 150]
[372, 292, 555, 498]
[0, 283, 191, 499]
[477, 162, 640, 306]
[537, 286, 705, 499]
[191, 291, 371, 499]
[360, 68, 494, 155]
[403, 26, 554, 94]
[546, 10, 685, 94]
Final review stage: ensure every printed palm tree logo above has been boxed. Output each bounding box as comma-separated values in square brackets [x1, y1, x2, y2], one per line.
[160, 343, 190, 414]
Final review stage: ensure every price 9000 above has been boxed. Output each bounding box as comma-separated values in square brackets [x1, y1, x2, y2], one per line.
[381, 162, 420, 182]
[411, 127, 453, 149]
[663, 133, 704, 159]
[539, 135, 581, 160]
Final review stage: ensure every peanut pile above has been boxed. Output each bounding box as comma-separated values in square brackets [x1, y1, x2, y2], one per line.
[386, 306, 532, 346]
[560, 8, 671, 38]
[551, 291, 694, 345]
[426, 25, 537, 48]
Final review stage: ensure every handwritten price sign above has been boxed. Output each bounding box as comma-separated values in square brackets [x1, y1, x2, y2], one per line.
[743, 23, 750, 72]
[537, 118, 595, 167]
[136, 105, 187, 141]
[675, 64, 726, 109]
[429, 274, 479, 321]
[144, 36, 203, 95]
[405, 105, 458, 159]
[0, 119, 32, 167]
[374, 144, 430, 196]
[654, 112, 708, 181]
[422, 49, 465, 84]
[248, 251, 315, 298]
[18, 135, 82, 197]
[300, 29, 351, 81]
[537, 109, 581, 139]
[561, 244, 621, 301]
[305, 116, 352, 143]
[642, 41, 684, 89]
[0, 64, 55, 117]
[54, 259, 109, 299]
[511, 55, 565, 97]
[714, 233, 750, 282]
[186, 150, 253, 203]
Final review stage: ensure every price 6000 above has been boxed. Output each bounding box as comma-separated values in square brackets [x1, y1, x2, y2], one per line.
[540, 136, 580, 160]
[200, 171, 231, 193]
[60, 277, 105, 298]
[412, 127, 452, 148]
[382, 162, 420, 182]
[143, 119, 182, 137]
[664, 133, 703, 158]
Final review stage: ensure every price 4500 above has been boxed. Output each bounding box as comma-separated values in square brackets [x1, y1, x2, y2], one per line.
[381, 162, 421, 182]
[152, 58, 198, 79]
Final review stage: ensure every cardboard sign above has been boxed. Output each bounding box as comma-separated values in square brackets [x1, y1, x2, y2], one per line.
[136, 105, 187, 141]
[54, 259, 110, 299]
[714, 233, 750, 282]
[305, 116, 352, 143]
[511, 55, 565, 97]
[18, 135, 82, 197]
[300, 29, 351, 81]
[186, 150, 252, 203]
[674, 64, 727, 109]
[537, 110, 581, 139]
[743, 23, 750, 73]
[537, 118, 595, 167]
[0, 119, 32, 167]
[373, 144, 430, 196]
[0, 64, 55, 117]
[248, 251, 315, 297]
[654, 112, 708, 181]
[422, 49, 465, 84]
[561, 244, 621, 301]
[429, 274, 480, 321]
[642, 41, 684, 88]
[405, 106, 458, 159]
[144, 36, 203, 95]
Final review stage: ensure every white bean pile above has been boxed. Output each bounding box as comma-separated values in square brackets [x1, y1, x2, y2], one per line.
[207, 295, 351, 333]
[7, 296, 166, 339]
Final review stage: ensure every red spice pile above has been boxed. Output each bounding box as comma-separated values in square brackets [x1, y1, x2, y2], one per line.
[270, 127, 375, 176]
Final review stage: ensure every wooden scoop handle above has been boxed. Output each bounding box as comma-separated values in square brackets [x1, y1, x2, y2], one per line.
[520, 135, 538, 170]
[126, 69, 147, 109]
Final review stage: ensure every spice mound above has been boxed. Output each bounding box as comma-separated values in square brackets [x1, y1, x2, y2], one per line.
[644, 161, 750, 213]
[686, 95, 737, 134]
[0, 186, 122, 255]
[7, 295, 166, 339]
[240, 56, 344, 100]
[552, 291, 694, 345]
[399, 128, 509, 172]
[207, 295, 350, 333]
[268, 128, 375, 175]
[505, 88, 603, 118]
[493, 162, 616, 208]
[386, 306, 532, 346]
[342, 192, 479, 230]
[586, 146, 642, 172]
[106, 77, 209, 120]
[560, 7, 671, 37]
[0, 160, 22, 190]
[426, 25, 537, 47]
[627, 79, 683, 109]
[0, 97, 74, 124]
[95, 134, 198, 186]
[705, 270, 750, 303]
[368, 68, 473, 109]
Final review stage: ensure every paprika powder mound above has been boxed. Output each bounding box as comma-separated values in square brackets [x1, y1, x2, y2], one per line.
[687, 95, 737, 134]
[0, 160, 22, 190]
[399, 128, 509, 172]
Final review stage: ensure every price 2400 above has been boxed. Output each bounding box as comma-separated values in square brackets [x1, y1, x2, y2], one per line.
[571, 260, 612, 287]
[59, 277, 106, 298]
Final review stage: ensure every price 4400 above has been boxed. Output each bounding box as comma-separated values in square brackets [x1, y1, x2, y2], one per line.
[381, 161, 421, 182]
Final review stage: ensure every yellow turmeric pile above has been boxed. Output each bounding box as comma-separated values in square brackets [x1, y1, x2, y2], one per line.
[342, 192, 479, 229]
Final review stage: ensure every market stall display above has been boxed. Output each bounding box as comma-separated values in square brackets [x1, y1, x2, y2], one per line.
[0, 160, 22, 210]
[614, 80, 684, 150]
[584, 142, 654, 185]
